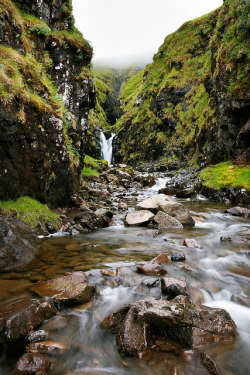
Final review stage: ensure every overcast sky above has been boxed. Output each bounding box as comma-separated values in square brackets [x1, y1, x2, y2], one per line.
[72, 0, 223, 64]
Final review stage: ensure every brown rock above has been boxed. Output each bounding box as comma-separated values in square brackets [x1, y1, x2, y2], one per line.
[189, 289, 205, 304]
[150, 253, 171, 264]
[26, 340, 66, 355]
[138, 350, 152, 361]
[0, 299, 57, 341]
[14, 353, 52, 375]
[100, 304, 131, 332]
[183, 238, 200, 248]
[124, 210, 154, 226]
[116, 306, 150, 355]
[151, 337, 181, 352]
[180, 349, 195, 361]
[200, 352, 221, 375]
[101, 296, 237, 355]
[161, 277, 186, 291]
[31, 273, 96, 306]
[137, 263, 167, 276]
[100, 269, 116, 277]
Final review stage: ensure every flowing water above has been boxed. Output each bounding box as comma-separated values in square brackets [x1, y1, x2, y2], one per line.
[0, 175, 250, 375]
[100, 132, 115, 165]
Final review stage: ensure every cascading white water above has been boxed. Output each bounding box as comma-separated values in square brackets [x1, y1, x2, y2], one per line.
[100, 131, 115, 165]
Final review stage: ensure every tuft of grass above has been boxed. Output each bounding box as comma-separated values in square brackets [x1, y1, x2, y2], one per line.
[0, 196, 60, 229]
[81, 167, 100, 178]
[200, 162, 250, 190]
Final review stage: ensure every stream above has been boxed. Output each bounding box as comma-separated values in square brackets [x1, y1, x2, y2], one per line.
[0, 175, 250, 375]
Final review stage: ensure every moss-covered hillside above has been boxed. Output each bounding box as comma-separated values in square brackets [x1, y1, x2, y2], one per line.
[116, 0, 250, 167]
[0, 0, 95, 206]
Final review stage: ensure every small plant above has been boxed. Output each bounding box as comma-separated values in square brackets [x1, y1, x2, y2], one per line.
[30, 24, 51, 37]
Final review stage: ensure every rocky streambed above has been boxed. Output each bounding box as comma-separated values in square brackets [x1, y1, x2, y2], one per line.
[0, 168, 250, 375]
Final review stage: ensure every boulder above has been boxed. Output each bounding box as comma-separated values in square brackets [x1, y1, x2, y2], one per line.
[171, 253, 186, 262]
[26, 330, 49, 343]
[224, 206, 250, 218]
[0, 215, 41, 272]
[141, 278, 160, 288]
[124, 210, 154, 226]
[101, 296, 237, 356]
[14, 353, 52, 375]
[26, 340, 66, 355]
[0, 299, 57, 341]
[137, 264, 167, 276]
[136, 194, 174, 214]
[161, 277, 187, 297]
[31, 272, 96, 306]
[159, 202, 195, 226]
[150, 211, 183, 229]
[116, 306, 150, 355]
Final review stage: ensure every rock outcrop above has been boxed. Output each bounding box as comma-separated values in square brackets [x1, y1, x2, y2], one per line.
[101, 296, 237, 356]
[0, 0, 95, 207]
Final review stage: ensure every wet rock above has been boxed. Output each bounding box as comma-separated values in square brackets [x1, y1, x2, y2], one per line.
[224, 206, 250, 218]
[31, 272, 96, 306]
[14, 353, 52, 375]
[200, 352, 221, 375]
[134, 174, 155, 187]
[150, 211, 183, 229]
[137, 263, 167, 276]
[231, 294, 250, 308]
[100, 304, 131, 332]
[220, 236, 250, 244]
[100, 269, 116, 277]
[159, 202, 195, 226]
[161, 283, 190, 300]
[181, 265, 192, 272]
[26, 340, 66, 355]
[26, 330, 49, 343]
[150, 254, 170, 264]
[0, 215, 41, 272]
[0, 299, 57, 341]
[101, 296, 237, 355]
[116, 306, 150, 355]
[94, 208, 113, 227]
[136, 194, 174, 213]
[141, 278, 160, 288]
[189, 289, 205, 304]
[151, 337, 181, 352]
[138, 349, 152, 361]
[183, 238, 201, 248]
[171, 253, 186, 262]
[124, 210, 154, 226]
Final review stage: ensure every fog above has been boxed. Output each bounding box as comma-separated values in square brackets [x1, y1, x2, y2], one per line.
[72, 0, 223, 65]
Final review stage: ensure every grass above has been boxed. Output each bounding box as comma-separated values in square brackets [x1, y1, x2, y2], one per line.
[81, 167, 100, 178]
[200, 162, 250, 190]
[0, 196, 60, 229]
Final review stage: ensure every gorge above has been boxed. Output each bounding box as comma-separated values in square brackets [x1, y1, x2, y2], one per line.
[0, 0, 249, 374]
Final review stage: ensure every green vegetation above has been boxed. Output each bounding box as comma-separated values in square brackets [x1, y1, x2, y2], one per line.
[115, 0, 249, 168]
[80, 155, 109, 179]
[200, 162, 250, 190]
[81, 167, 100, 178]
[0, 196, 60, 229]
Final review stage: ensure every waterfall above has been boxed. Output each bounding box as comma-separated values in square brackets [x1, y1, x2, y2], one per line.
[100, 131, 115, 165]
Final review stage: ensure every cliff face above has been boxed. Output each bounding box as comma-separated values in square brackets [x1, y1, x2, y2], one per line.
[116, 0, 250, 167]
[0, 0, 95, 207]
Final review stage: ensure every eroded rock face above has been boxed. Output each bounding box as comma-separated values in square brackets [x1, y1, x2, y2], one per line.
[0, 299, 57, 341]
[101, 296, 237, 356]
[0, 215, 41, 272]
[31, 272, 96, 306]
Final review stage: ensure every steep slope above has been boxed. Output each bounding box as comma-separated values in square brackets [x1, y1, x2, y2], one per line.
[0, 0, 95, 206]
[116, 0, 250, 167]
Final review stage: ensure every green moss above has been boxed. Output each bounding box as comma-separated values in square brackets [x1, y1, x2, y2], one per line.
[81, 167, 100, 178]
[0, 196, 60, 229]
[200, 162, 250, 190]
